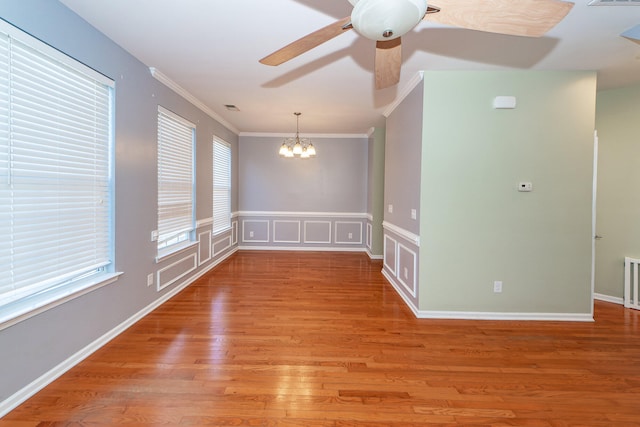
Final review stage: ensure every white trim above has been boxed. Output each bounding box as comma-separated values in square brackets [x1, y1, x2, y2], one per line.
[238, 211, 367, 219]
[303, 221, 332, 244]
[383, 221, 420, 246]
[0, 273, 122, 332]
[198, 231, 212, 266]
[273, 220, 301, 244]
[196, 217, 213, 228]
[213, 235, 232, 256]
[231, 211, 240, 218]
[414, 310, 594, 321]
[0, 247, 237, 419]
[155, 241, 198, 263]
[397, 243, 417, 298]
[366, 213, 374, 221]
[382, 269, 594, 321]
[241, 220, 270, 243]
[366, 127, 375, 137]
[157, 253, 197, 291]
[335, 221, 363, 245]
[366, 222, 373, 250]
[366, 250, 384, 260]
[239, 132, 369, 139]
[594, 293, 624, 305]
[383, 71, 424, 118]
[238, 245, 366, 253]
[383, 235, 397, 276]
[150, 67, 239, 134]
[231, 221, 238, 246]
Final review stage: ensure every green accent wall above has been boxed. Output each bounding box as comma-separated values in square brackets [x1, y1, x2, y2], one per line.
[595, 83, 640, 299]
[418, 71, 597, 314]
[369, 128, 386, 256]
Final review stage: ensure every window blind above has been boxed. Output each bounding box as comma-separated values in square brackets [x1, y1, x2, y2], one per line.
[0, 22, 113, 309]
[212, 138, 231, 234]
[157, 107, 194, 249]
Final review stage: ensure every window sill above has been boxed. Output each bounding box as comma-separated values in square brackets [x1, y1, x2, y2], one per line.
[0, 272, 123, 331]
[212, 226, 232, 237]
[156, 240, 198, 263]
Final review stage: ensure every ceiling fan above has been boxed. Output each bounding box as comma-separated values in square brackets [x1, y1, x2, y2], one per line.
[259, 0, 574, 90]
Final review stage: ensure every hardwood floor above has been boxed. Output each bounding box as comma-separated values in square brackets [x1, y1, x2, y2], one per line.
[3, 251, 640, 426]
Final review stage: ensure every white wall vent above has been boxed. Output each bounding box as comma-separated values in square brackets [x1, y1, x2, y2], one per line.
[588, 0, 640, 5]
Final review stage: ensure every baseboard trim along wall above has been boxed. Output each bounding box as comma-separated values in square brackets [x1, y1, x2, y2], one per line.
[383, 268, 594, 321]
[594, 292, 624, 305]
[0, 247, 238, 419]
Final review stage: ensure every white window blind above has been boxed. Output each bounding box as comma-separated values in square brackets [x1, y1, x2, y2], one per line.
[212, 137, 231, 234]
[157, 107, 194, 249]
[0, 22, 114, 311]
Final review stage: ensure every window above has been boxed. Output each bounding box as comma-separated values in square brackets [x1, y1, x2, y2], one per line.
[157, 107, 195, 251]
[212, 137, 231, 234]
[0, 20, 114, 324]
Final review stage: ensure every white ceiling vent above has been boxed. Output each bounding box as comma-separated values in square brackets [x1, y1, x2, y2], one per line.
[588, 0, 640, 5]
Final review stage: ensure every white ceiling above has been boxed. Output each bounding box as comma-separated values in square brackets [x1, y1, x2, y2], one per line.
[58, 0, 640, 135]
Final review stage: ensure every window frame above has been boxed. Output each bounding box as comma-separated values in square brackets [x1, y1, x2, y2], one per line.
[212, 137, 231, 235]
[0, 19, 118, 330]
[156, 106, 196, 256]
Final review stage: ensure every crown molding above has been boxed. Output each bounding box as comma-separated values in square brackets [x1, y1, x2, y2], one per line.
[149, 67, 239, 134]
[383, 71, 424, 118]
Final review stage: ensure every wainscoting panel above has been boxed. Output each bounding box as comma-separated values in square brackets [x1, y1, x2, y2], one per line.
[242, 220, 269, 243]
[383, 235, 397, 275]
[237, 212, 367, 251]
[231, 220, 238, 246]
[213, 235, 232, 256]
[397, 243, 417, 298]
[157, 253, 197, 291]
[273, 220, 301, 243]
[304, 221, 332, 244]
[198, 231, 212, 266]
[382, 222, 420, 311]
[335, 221, 363, 245]
[366, 222, 372, 251]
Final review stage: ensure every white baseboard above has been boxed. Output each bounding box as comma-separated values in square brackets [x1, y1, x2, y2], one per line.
[382, 268, 593, 322]
[366, 249, 383, 260]
[238, 245, 367, 253]
[0, 247, 237, 419]
[594, 292, 624, 305]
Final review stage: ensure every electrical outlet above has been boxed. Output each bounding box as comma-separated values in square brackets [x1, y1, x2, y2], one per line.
[147, 273, 153, 287]
[493, 281, 503, 293]
[249, 231, 254, 238]
[411, 209, 417, 220]
[348, 232, 353, 239]
[404, 267, 409, 279]
[388, 204, 393, 213]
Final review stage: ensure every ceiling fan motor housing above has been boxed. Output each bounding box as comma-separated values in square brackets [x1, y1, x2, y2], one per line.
[350, 0, 428, 41]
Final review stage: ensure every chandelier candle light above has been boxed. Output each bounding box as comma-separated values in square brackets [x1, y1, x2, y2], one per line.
[279, 112, 316, 158]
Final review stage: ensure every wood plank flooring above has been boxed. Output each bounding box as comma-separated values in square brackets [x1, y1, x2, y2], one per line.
[2, 251, 640, 426]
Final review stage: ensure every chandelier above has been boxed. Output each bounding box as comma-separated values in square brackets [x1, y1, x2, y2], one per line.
[278, 112, 316, 158]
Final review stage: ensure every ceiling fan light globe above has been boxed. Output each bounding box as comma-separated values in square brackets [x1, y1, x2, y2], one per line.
[351, 0, 427, 41]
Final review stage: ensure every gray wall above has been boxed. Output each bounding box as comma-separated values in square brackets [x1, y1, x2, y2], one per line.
[0, 0, 238, 405]
[237, 135, 369, 251]
[239, 135, 367, 213]
[382, 81, 424, 307]
[595, 83, 640, 299]
[384, 81, 424, 235]
[419, 71, 596, 316]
